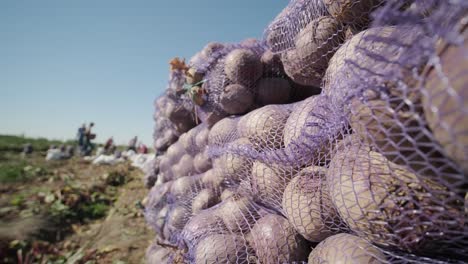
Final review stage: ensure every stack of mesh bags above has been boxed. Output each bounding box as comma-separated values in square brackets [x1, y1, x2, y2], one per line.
[146, 62, 200, 187]
[181, 38, 321, 127]
[145, 0, 467, 263]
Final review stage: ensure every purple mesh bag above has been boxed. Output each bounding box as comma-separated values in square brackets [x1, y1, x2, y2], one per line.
[144, 1, 467, 263]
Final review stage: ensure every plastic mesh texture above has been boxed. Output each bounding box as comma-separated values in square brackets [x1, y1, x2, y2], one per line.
[181, 38, 321, 128]
[145, 0, 467, 263]
[265, 0, 384, 88]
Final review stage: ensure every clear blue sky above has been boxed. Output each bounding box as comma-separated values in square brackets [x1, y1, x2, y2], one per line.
[0, 0, 286, 145]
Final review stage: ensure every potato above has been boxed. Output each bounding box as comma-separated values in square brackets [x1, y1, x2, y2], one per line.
[283, 96, 320, 146]
[212, 138, 253, 183]
[260, 50, 284, 75]
[220, 189, 235, 201]
[171, 176, 200, 198]
[193, 151, 212, 174]
[167, 104, 197, 134]
[166, 143, 185, 164]
[219, 83, 254, 114]
[324, 26, 426, 99]
[282, 48, 323, 87]
[194, 234, 254, 264]
[201, 169, 224, 189]
[323, 0, 381, 25]
[147, 247, 172, 264]
[201, 42, 225, 58]
[283, 96, 335, 166]
[250, 161, 297, 211]
[208, 116, 238, 146]
[421, 31, 468, 173]
[256, 78, 291, 105]
[172, 154, 195, 177]
[224, 49, 263, 86]
[179, 128, 197, 152]
[218, 196, 261, 234]
[295, 16, 345, 72]
[327, 143, 465, 252]
[282, 166, 339, 242]
[237, 105, 290, 149]
[192, 188, 220, 214]
[195, 126, 209, 150]
[182, 209, 227, 244]
[308, 233, 386, 263]
[154, 205, 169, 234]
[186, 67, 204, 85]
[166, 205, 191, 235]
[248, 214, 310, 263]
[324, 26, 450, 173]
[203, 111, 227, 127]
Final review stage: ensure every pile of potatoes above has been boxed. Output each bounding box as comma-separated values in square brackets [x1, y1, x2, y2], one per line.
[183, 38, 322, 128]
[266, 0, 383, 88]
[145, 1, 467, 263]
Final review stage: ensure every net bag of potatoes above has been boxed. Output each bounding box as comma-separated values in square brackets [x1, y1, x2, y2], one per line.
[265, 0, 383, 88]
[322, 0, 467, 261]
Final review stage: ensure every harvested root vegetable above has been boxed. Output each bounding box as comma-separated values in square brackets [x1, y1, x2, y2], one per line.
[212, 138, 253, 183]
[282, 166, 339, 242]
[283, 96, 321, 146]
[192, 188, 220, 214]
[256, 78, 291, 105]
[421, 30, 468, 173]
[220, 189, 235, 201]
[327, 142, 465, 252]
[295, 16, 345, 72]
[201, 42, 225, 58]
[167, 104, 197, 134]
[323, 0, 381, 25]
[282, 49, 323, 87]
[224, 49, 263, 86]
[193, 151, 212, 174]
[194, 234, 254, 264]
[218, 196, 261, 234]
[166, 143, 185, 164]
[250, 161, 296, 211]
[195, 126, 209, 150]
[308, 233, 386, 263]
[237, 105, 290, 149]
[248, 214, 310, 263]
[208, 116, 238, 146]
[166, 205, 191, 235]
[261, 50, 284, 75]
[171, 176, 200, 198]
[182, 209, 227, 244]
[219, 83, 254, 114]
[172, 154, 195, 178]
[201, 169, 224, 189]
[147, 247, 172, 264]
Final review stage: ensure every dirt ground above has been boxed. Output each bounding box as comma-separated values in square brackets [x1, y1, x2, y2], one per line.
[0, 152, 154, 264]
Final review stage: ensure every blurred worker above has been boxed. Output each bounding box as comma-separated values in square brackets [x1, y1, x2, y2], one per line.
[84, 122, 96, 155]
[127, 136, 138, 152]
[104, 137, 114, 154]
[138, 143, 148, 154]
[77, 124, 86, 150]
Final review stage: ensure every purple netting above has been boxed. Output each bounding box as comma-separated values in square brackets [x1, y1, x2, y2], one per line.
[145, 1, 467, 263]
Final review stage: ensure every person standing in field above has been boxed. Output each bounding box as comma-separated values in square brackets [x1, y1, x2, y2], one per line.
[138, 142, 148, 154]
[77, 124, 86, 152]
[104, 137, 114, 154]
[127, 136, 138, 152]
[84, 122, 96, 155]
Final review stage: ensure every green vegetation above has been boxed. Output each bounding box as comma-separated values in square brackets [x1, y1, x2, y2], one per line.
[0, 162, 47, 183]
[0, 134, 75, 152]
